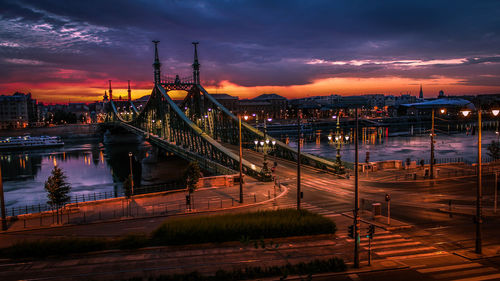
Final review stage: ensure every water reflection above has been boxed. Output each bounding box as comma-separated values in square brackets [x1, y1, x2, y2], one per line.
[285, 129, 499, 164]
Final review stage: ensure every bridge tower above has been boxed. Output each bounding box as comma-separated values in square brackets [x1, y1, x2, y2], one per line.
[152, 40, 161, 85]
[127, 80, 131, 101]
[192, 42, 200, 84]
[108, 80, 113, 100]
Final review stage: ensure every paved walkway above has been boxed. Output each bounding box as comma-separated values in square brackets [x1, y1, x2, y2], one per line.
[0, 178, 281, 235]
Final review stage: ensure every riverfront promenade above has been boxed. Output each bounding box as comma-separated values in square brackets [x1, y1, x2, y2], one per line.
[0, 177, 282, 247]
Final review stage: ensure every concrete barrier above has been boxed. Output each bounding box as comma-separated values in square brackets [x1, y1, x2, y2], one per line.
[197, 174, 235, 188]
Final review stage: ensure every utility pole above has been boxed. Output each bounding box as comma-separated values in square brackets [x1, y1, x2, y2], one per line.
[238, 115, 244, 203]
[128, 152, 134, 195]
[476, 108, 482, 254]
[297, 110, 301, 210]
[431, 109, 435, 179]
[0, 161, 7, 230]
[354, 108, 360, 268]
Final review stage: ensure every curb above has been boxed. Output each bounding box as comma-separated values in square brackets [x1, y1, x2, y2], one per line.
[257, 260, 409, 281]
[437, 208, 500, 218]
[341, 213, 412, 231]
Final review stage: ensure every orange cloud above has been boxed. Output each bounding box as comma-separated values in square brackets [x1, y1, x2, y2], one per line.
[3, 76, 500, 103]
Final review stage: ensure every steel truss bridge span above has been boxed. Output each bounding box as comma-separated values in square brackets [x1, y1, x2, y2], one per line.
[106, 83, 341, 181]
[106, 83, 263, 179]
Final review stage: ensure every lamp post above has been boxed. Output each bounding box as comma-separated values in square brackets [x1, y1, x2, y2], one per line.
[354, 107, 360, 268]
[430, 109, 435, 179]
[128, 152, 134, 196]
[297, 110, 301, 210]
[0, 161, 7, 230]
[238, 115, 249, 203]
[460, 106, 500, 254]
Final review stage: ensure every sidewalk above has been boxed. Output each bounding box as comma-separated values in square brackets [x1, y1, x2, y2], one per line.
[437, 205, 500, 218]
[342, 210, 412, 231]
[0, 178, 284, 234]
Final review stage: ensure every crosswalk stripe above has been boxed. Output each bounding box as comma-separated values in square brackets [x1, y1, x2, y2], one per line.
[435, 267, 498, 280]
[451, 272, 500, 281]
[376, 246, 436, 256]
[417, 263, 482, 273]
[366, 241, 421, 250]
[360, 238, 407, 246]
[386, 251, 448, 260]
[360, 234, 401, 241]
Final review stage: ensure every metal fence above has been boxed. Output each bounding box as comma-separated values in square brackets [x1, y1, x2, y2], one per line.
[6, 181, 184, 217]
[7, 185, 283, 229]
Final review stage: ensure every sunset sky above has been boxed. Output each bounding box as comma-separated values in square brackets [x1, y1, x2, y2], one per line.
[1, 0, 500, 103]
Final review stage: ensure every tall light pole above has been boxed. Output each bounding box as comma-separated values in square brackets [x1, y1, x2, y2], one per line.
[0, 161, 7, 230]
[354, 107, 360, 268]
[430, 109, 435, 179]
[128, 152, 134, 195]
[238, 115, 248, 203]
[460, 106, 499, 254]
[476, 108, 482, 254]
[297, 110, 302, 210]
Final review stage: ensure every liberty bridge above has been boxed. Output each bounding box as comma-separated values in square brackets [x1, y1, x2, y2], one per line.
[102, 41, 341, 182]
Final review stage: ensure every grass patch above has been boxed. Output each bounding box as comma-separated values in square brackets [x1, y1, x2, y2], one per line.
[124, 257, 346, 281]
[0, 209, 336, 259]
[152, 209, 336, 245]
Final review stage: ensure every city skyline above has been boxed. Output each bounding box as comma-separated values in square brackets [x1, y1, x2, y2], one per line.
[1, 0, 500, 103]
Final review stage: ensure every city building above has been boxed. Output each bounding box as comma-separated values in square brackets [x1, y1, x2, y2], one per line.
[0, 92, 38, 129]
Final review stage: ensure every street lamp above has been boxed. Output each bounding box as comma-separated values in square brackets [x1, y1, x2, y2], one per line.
[128, 152, 134, 196]
[238, 115, 248, 203]
[0, 161, 7, 230]
[460, 105, 499, 254]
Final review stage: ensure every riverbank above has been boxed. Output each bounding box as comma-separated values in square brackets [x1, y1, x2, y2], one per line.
[0, 124, 99, 140]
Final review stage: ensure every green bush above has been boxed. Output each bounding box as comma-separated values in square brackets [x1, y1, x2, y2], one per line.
[0, 238, 107, 259]
[152, 209, 336, 245]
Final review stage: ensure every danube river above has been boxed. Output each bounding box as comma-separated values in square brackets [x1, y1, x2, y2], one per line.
[0, 138, 188, 209]
[1, 130, 498, 209]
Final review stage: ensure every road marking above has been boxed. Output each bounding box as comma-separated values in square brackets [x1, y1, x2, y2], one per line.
[376, 246, 436, 256]
[348, 273, 360, 280]
[435, 267, 498, 279]
[366, 241, 422, 250]
[451, 272, 500, 281]
[360, 234, 401, 241]
[360, 238, 407, 246]
[387, 251, 448, 260]
[417, 262, 482, 273]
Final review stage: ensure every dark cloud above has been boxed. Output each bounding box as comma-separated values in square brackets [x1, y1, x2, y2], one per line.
[0, 0, 499, 93]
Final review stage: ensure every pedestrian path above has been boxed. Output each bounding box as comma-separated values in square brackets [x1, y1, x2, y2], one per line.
[415, 261, 500, 281]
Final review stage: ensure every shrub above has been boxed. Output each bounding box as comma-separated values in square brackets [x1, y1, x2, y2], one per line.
[152, 209, 336, 245]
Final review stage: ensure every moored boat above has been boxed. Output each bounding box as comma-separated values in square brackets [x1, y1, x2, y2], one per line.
[0, 135, 64, 150]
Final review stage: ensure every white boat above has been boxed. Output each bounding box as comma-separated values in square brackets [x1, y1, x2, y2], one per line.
[0, 135, 64, 150]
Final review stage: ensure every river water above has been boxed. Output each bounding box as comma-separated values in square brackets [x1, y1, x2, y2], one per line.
[0, 138, 188, 209]
[1, 129, 498, 209]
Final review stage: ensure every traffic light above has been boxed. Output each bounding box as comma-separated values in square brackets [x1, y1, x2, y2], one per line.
[367, 224, 375, 239]
[348, 225, 354, 238]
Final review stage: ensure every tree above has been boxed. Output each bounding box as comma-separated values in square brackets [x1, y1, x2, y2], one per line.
[184, 161, 201, 210]
[487, 140, 500, 160]
[44, 166, 71, 224]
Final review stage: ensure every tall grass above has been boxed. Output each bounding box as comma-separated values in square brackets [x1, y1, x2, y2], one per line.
[152, 209, 336, 245]
[0, 209, 336, 259]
